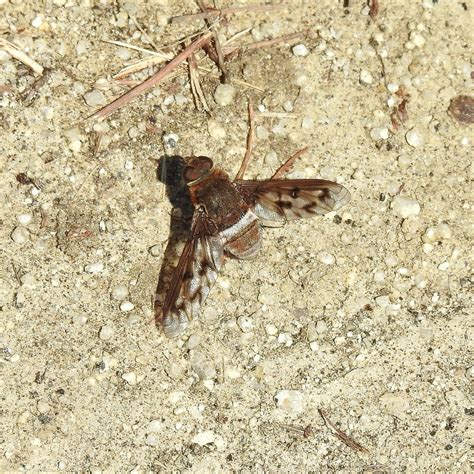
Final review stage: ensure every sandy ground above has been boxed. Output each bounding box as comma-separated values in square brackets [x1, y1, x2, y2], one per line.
[1, 0, 473, 472]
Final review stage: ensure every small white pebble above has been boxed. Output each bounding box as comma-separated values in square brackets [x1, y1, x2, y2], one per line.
[186, 333, 201, 350]
[374, 270, 385, 282]
[265, 150, 279, 167]
[11, 226, 29, 244]
[405, 129, 425, 148]
[398, 154, 411, 169]
[149, 244, 161, 257]
[124, 160, 134, 170]
[122, 372, 137, 385]
[73, 314, 88, 325]
[224, 367, 241, 379]
[111, 284, 129, 301]
[256, 125, 269, 140]
[69, 140, 82, 153]
[84, 90, 106, 107]
[163, 133, 179, 148]
[292, 44, 309, 57]
[310, 341, 319, 352]
[146, 435, 157, 446]
[275, 390, 304, 414]
[192, 430, 215, 446]
[20, 273, 36, 288]
[99, 325, 114, 340]
[120, 301, 134, 312]
[334, 336, 346, 346]
[147, 420, 162, 433]
[277, 332, 293, 346]
[318, 252, 335, 265]
[84, 262, 104, 273]
[31, 15, 43, 28]
[438, 262, 449, 271]
[237, 315, 254, 333]
[16, 213, 33, 225]
[283, 100, 294, 112]
[302, 116, 314, 129]
[207, 119, 226, 139]
[265, 323, 278, 336]
[410, 32, 426, 48]
[375, 295, 390, 308]
[466, 366, 474, 379]
[423, 243, 434, 254]
[360, 69, 373, 84]
[315, 320, 327, 334]
[214, 84, 236, 106]
[174, 94, 187, 106]
[370, 127, 389, 140]
[391, 196, 421, 218]
[387, 83, 399, 93]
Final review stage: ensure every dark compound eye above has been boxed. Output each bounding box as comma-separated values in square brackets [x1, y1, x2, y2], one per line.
[183, 156, 214, 183]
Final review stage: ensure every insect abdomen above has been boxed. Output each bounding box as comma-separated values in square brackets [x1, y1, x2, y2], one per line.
[220, 209, 262, 259]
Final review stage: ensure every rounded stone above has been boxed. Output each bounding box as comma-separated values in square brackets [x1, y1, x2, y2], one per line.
[83, 90, 106, 107]
[11, 226, 29, 244]
[275, 389, 304, 413]
[214, 84, 236, 106]
[391, 196, 421, 218]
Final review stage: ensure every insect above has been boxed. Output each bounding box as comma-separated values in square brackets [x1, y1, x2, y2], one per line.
[156, 149, 350, 337]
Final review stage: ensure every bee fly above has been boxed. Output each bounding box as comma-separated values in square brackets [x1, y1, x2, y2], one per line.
[156, 151, 350, 337]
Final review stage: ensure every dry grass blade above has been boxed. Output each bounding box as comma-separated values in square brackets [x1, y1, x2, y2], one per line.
[188, 52, 210, 112]
[235, 100, 256, 180]
[171, 4, 286, 23]
[318, 409, 370, 454]
[102, 39, 172, 59]
[271, 147, 309, 179]
[90, 32, 213, 121]
[195, 0, 228, 81]
[114, 55, 170, 80]
[0, 38, 44, 75]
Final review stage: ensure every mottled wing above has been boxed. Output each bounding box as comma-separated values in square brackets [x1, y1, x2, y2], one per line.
[235, 179, 351, 222]
[158, 210, 223, 338]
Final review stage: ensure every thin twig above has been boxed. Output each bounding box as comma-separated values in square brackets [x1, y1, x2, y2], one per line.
[199, 68, 264, 92]
[188, 51, 210, 112]
[224, 27, 252, 45]
[0, 38, 44, 75]
[277, 423, 314, 438]
[113, 55, 169, 80]
[90, 32, 213, 121]
[171, 4, 286, 23]
[271, 147, 309, 179]
[130, 16, 160, 52]
[235, 100, 256, 180]
[196, 0, 228, 81]
[318, 409, 370, 454]
[101, 39, 173, 59]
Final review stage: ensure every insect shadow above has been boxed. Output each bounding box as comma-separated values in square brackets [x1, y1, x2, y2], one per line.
[153, 155, 193, 326]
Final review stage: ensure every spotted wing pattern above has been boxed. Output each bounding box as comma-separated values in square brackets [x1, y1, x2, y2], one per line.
[158, 209, 223, 338]
[236, 179, 351, 222]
